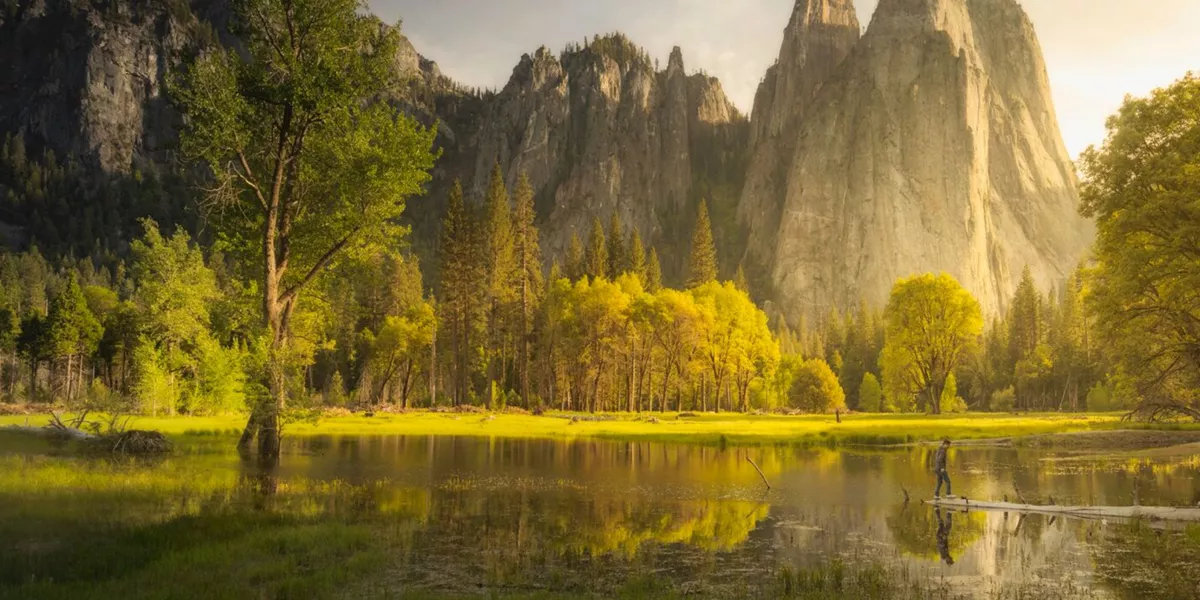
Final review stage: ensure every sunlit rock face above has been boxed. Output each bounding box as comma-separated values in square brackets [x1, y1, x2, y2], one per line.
[737, 0, 863, 292]
[765, 0, 1092, 318]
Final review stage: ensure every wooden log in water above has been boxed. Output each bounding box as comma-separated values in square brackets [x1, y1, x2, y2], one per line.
[1, 424, 95, 440]
[926, 497, 1200, 522]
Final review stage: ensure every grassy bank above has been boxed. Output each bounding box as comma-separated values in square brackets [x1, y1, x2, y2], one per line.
[2, 410, 1175, 448]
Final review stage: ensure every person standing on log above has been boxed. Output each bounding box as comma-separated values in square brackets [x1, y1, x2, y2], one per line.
[933, 439, 953, 499]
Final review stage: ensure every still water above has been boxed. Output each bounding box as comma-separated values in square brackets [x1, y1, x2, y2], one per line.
[3, 435, 1200, 599]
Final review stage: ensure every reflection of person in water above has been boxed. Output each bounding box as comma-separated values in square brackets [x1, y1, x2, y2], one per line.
[935, 508, 954, 566]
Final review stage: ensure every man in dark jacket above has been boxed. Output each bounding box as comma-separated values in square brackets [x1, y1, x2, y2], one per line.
[933, 438, 952, 499]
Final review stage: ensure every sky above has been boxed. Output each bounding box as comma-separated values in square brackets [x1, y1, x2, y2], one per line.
[370, 0, 1200, 158]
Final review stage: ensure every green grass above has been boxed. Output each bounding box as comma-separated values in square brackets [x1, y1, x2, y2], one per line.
[0, 411, 1168, 448]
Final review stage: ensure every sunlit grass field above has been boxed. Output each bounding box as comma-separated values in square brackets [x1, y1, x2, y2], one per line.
[0, 410, 1161, 447]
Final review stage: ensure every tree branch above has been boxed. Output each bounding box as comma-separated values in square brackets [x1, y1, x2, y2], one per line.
[280, 228, 361, 304]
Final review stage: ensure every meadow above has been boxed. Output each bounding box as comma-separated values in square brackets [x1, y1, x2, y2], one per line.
[0, 410, 1173, 448]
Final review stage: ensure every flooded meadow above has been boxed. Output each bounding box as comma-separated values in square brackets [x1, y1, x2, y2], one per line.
[2, 434, 1199, 599]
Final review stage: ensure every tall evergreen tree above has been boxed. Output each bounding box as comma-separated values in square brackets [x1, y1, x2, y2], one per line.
[645, 248, 663, 293]
[1008, 266, 1041, 365]
[585, 217, 608, 280]
[565, 233, 585, 281]
[734, 263, 750, 295]
[686, 200, 718, 288]
[483, 163, 517, 403]
[45, 273, 101, 402]
[607, 212, 627, 276]
[439, 180, 484, 405]
[511, 173, 542, 406]
[628, 229, 647, 285]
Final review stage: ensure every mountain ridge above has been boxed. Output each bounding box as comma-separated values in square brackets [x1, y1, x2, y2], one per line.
[0, 0, 1091, 316]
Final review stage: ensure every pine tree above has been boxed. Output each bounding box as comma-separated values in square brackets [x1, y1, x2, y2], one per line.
[628, 228, 647, 285]
[607, 212, 627, 276]
[645, 248, 663, 293]
[45, 273, 101, 403]
[686, 200, 718, 288]
[1008, 266, 1041, 364]
[565, 232, 585, 281]
[734, 263, 749, 295]
[511, 173, 542, 407]
[585, 216, 608, 280]
[439, 180, 484, 405]
[484, 162, 516, 404]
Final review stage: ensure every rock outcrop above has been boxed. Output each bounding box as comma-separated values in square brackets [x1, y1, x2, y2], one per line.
[737, 0, 861, 286]
[766, 0, 1091, 317]
[0, 0, 211, 174]
[467, 38, 748, 274]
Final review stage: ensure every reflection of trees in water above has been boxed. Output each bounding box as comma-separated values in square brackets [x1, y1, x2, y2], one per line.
[885, 504, 985, 562]
[1091, 522, 1200, 600]
[422, 486, 769, 559]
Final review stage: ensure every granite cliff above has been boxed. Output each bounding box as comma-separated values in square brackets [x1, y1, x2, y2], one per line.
[0, 0, 1091, 314]
[756, 0, 1092, 317]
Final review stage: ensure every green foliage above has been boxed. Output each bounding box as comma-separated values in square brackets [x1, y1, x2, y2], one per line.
[585, 217, 609, 280]
[131, 220, 217, 351]
[132, 337, 178, 417]
[941, 373, 967, 413]
[45, 273, 102, 362]
[645, 248, 663, 293]
[172, 0, 437, 447]
[1078, 73, 1200, 420]
[788, 359, 846, 413]
[628, 229, 647, 286]
[566, 233, 585, 281]
[881, 273, 982, 414]
[858, 372, 883, 413]
[1086, 382, 1115, 412]
[686, 200, 718, 288]
[991, 386, 1016, 413]
[438, 180, 487, 406]
[607, 213, 628, 277]
[327, 371, 348, 407]
[362, 302, 436, 408]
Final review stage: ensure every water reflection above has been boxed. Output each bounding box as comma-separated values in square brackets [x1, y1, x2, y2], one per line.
[3, 434, 1200, 598]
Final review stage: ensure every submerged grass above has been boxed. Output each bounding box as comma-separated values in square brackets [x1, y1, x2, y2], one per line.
[0, 411, 1155, 449]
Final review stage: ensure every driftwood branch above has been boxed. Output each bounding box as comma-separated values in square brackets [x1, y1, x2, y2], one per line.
[928, 497, 1200, 523]
[746, 457, 771, 490]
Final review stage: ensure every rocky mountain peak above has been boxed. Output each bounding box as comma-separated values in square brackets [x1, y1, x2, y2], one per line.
[668, 46, 685, 73]
[766, 0, 1092, 318]
[736, 0, 862, 287]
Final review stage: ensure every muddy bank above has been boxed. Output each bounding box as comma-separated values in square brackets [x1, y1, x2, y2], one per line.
[1017, 429, 1200, 452]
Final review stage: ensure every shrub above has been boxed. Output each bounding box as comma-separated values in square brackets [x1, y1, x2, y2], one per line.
[991, 387, 1015, 412]
[858, 373, 883, 413]
[788, 359, 847, 413]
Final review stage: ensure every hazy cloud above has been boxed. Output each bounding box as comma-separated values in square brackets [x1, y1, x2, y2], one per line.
[371, 0, 1200, 157]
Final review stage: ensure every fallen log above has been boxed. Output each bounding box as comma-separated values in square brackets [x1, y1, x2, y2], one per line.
[926, 497, 1200, 522]
[1, 423, 95, 440]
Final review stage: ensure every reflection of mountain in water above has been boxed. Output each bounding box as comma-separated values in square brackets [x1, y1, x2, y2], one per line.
[5, 436, 1200, 598]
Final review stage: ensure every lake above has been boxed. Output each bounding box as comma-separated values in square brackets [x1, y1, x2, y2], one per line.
[2, 434, 1199, 599]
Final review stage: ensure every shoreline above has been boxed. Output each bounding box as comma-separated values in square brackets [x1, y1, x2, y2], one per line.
[5, 410, 1199, 452]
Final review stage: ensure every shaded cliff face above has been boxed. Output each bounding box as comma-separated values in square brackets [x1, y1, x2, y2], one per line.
[467, 38, 748, 278]
[767, 0, 1092, 317]
[0, 0, 214, 174]
[737, 0, 861, 294]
